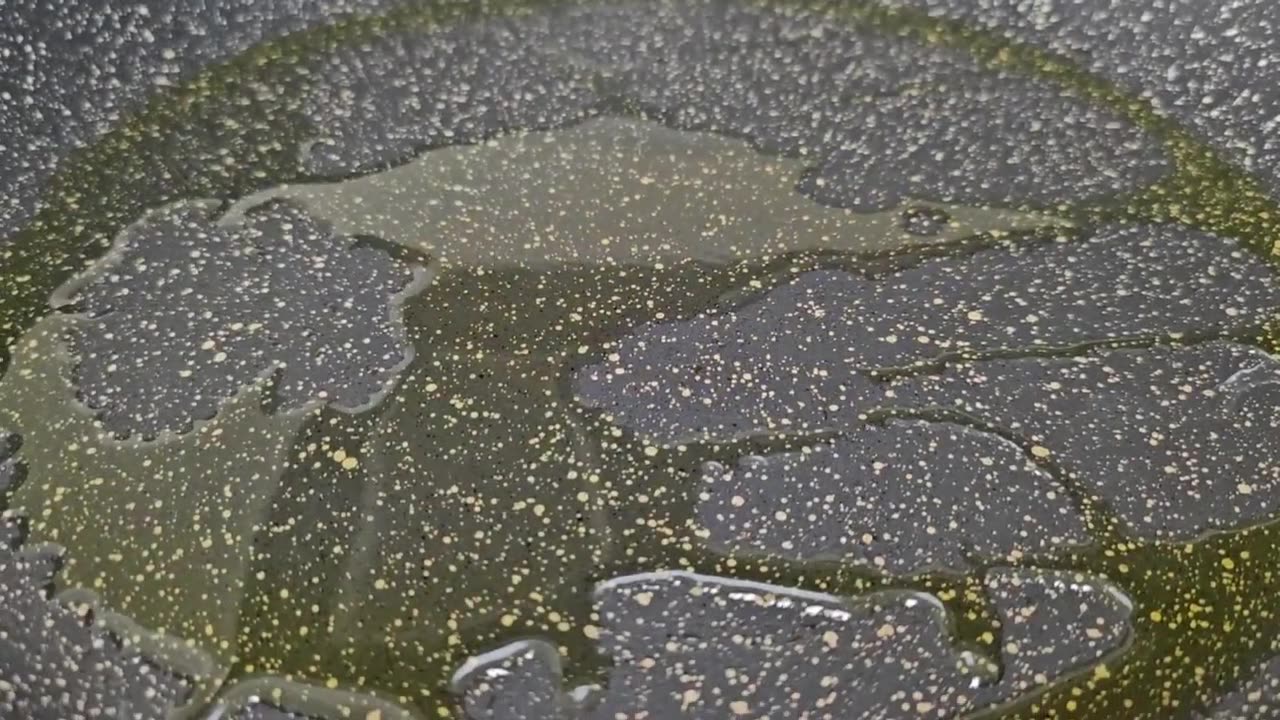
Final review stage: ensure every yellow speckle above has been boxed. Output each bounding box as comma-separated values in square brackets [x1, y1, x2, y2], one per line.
[366, 711, 383, 720]
[500, 614, 516, 627]
[342, 455, 359, 470]
[1030, 445, 1051, 458]
[1093, 664, 1111, 680]
[584, 624, 600, 640]
[643, 445, 659, 457]
[823, 630, 839, 648]
[1222, 557, 1236, 570]
[1149, 609, 1163, 623]
[730, 700, 750, 715]
[325, 678, 339, 689]
[681, 689, 700, 710]
[635, 592, 653, 607]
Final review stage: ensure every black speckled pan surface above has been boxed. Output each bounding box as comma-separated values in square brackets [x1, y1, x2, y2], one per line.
[2, 1, 1280, 719]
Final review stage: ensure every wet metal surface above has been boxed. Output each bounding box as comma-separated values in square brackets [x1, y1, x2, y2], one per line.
[892, 342, 1280, 541]
[696, 420, 1090, 575]
[58, 200, 426, 438]
[454, 569, 1131, 720]
[0, 1, 1279, 719]
[231, 117, 1063, 269]
[575, 225, 1280, 445]
[1196, 653, 1280, 719]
